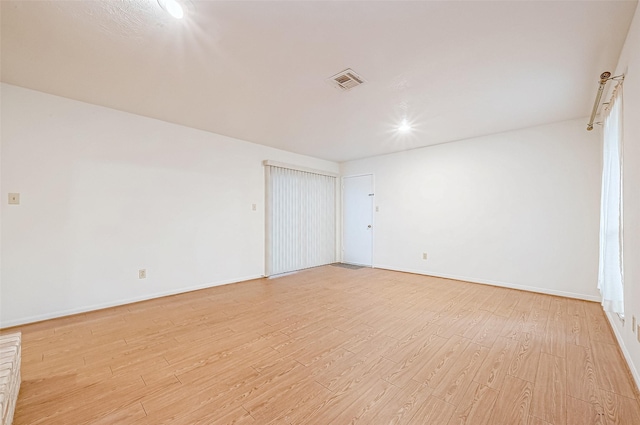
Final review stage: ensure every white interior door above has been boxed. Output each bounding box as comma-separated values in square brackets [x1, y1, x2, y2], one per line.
[343, 174, 373, 266]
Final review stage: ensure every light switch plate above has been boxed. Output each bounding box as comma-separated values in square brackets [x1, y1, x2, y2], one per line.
[8, 193, 20, 205]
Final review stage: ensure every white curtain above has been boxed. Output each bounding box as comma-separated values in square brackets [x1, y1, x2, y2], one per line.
[597, 87, 624, 314]
[265, 164, 336, 276]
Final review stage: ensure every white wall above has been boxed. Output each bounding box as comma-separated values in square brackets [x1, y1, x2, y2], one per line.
[607, 3, 640, 391]
[0, 83, 338, 327]
[341, 118, 602, 301]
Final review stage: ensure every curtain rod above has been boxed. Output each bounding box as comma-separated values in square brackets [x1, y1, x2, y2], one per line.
[263, 160, 339, 177]
[586, 72, 611, 131]
[586, 71, 624, 131]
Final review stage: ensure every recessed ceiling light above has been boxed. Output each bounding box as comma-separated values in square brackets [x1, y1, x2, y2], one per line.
[158, 0, 184, 19]
[398, 119, 412, 133]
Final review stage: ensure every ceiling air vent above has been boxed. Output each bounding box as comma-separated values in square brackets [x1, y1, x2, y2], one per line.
[327, 68, 366, 91]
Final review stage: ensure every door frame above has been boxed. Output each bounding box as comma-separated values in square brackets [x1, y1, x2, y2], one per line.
[341, 173, 375, 267]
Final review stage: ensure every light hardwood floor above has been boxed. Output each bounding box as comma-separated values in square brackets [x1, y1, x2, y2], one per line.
[4, 266, 640, 424]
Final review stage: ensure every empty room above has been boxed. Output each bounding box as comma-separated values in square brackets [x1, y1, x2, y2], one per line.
[1, 0, 640, 424]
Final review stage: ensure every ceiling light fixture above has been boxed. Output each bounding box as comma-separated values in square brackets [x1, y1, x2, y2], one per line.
[158, 0, 184, 19]
[398, 119, 412, 133]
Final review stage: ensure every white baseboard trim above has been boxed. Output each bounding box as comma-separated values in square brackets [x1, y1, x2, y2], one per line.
[0, 274, 264, 329]
[374, 264, 602, 302]
[604, 311, 640, 394]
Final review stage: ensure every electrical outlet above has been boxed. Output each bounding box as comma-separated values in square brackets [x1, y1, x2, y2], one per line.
[422, 253, 428, 260]
[375, 206, 379, 212]
[8, 193, 20, 205]
[252, 203, 257, 211]
[139, 269, 146, 279]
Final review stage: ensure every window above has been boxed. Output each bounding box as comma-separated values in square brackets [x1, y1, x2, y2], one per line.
[597, 85, 624, 314]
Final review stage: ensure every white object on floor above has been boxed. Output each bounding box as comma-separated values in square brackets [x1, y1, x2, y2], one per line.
[0, 332, 21, 425]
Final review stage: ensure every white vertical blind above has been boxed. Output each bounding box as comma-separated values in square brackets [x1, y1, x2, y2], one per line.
[265, 164, 336, 276]
[598, 86, 624, 314]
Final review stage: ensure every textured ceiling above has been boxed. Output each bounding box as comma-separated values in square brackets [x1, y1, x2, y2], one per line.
[1, 0, 637, 162]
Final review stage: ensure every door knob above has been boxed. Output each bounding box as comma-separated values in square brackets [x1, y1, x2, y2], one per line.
[367, 225, 372, 229]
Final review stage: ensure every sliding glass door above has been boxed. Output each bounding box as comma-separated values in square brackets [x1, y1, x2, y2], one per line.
[265, 163, 336, 276]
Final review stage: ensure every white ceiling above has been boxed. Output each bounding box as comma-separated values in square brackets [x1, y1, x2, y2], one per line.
[1, 0, 637, 162]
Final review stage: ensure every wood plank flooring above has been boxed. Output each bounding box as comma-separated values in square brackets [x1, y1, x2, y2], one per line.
[4, 266, 640, 424]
